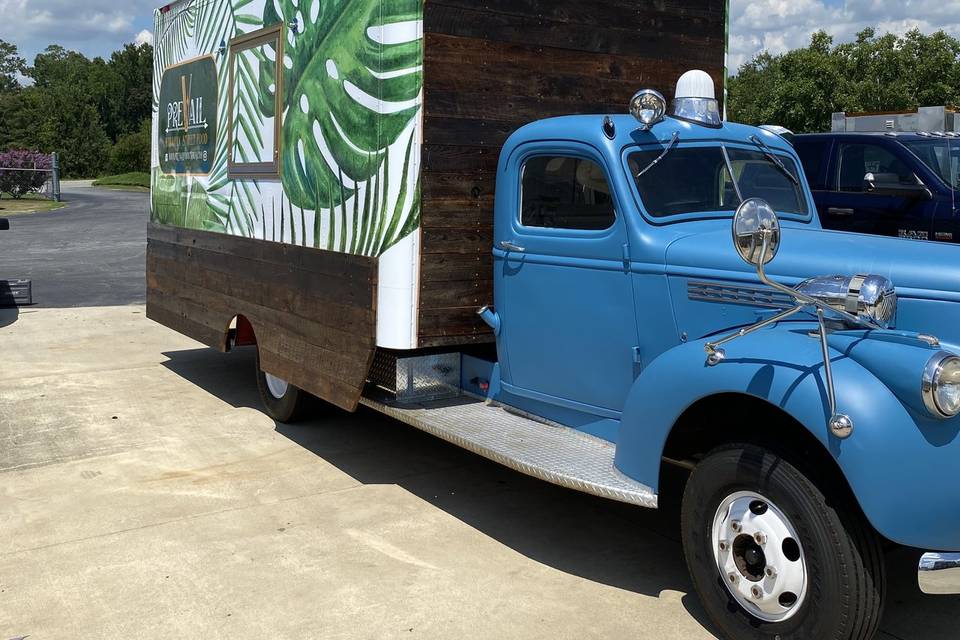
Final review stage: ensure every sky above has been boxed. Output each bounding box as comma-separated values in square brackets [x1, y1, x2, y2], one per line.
[0, 0, 958, 73]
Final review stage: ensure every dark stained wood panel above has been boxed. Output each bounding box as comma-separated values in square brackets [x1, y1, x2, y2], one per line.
[146, 223, 377, 411]
[418, 0, 727, 347]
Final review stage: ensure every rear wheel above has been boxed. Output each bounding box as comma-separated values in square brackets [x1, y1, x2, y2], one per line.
[681, 444, 885, 640]
[255, 348, 309, 423]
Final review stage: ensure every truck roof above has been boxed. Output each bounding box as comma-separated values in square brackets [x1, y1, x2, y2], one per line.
[506, 114, 795, 154]
[793, 131, 960, 142]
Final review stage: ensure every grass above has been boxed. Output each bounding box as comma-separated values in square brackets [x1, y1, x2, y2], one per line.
[0, 193, 65, 216]
[93, 172, 150, 189]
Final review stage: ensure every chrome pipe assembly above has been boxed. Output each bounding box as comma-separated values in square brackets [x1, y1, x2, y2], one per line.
[704, 199, 899, 438]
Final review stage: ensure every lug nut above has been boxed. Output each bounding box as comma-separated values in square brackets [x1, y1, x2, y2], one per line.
[751, 585, 763, 599]
[728, 572, 739, 584]
[754, 532, 767, 545]
[718, 540, 728, 552]
[764, 566, 777, 579]
[730, 520, 742, 532]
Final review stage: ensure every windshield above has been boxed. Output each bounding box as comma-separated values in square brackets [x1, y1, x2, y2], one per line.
[903, 139, 960, 189]
[628, 145, 808, 217]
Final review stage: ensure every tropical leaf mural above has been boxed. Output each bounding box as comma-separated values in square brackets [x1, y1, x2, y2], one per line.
[150, 0, 424, 256]
[258, 0, 422, 211]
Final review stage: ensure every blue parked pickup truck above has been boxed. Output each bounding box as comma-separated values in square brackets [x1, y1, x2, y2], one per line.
[793, 132, 960, 241]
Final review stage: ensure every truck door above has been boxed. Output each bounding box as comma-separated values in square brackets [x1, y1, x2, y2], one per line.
[494, 145, 638, 420]
[821, 140, 932, 239]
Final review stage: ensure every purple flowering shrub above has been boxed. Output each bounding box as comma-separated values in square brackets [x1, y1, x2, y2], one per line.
[0, 150, 52, 199]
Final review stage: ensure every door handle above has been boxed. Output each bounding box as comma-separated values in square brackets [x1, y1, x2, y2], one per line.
[500, 240, 526, 252]
[827, 207, 855, 216]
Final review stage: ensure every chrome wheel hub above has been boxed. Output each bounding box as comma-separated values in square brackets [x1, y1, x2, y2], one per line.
[264, 372, 290, 400]
[712, 490, 807, 622]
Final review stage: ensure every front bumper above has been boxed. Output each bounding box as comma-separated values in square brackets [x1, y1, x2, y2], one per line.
[918, 552, 960, 594]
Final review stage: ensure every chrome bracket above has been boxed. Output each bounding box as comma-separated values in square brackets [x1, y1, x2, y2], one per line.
[815, 307, 853, 438]
[704, 230, 855, 437]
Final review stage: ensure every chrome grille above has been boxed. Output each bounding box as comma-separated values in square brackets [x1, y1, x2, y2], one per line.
[687, 280, 794, 309]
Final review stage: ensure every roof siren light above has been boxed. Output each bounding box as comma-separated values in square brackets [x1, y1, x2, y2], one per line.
[671, 70, 721, 128]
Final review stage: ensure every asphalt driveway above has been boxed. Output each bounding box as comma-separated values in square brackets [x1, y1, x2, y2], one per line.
[0, 182, 147, 307]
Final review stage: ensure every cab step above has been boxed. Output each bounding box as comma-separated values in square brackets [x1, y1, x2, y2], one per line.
[360, 395, 658, 508]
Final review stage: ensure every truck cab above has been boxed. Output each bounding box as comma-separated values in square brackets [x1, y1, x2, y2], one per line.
[490, 113, 810, 440]
[793, 132, 960, 241]
[463, 76, 960, 639]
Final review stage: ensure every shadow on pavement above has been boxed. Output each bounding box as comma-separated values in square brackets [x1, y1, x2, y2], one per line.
[161, 345, 960, 638]
[0, 281, 19, 328]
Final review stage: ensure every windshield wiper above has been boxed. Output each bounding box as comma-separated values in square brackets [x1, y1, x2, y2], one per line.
[749, 134, 799, 186]
[636, 131, 680, 178]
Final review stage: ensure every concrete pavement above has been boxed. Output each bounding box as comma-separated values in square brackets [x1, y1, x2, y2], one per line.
[0, 305, 956, 639]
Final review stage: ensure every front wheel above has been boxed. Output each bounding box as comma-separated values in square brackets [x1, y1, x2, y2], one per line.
[681, 444, 885, 640]
[255, 349, 309, 423]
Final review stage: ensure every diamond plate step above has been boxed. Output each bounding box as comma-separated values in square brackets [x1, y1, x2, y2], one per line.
[360, 395, 658, 508]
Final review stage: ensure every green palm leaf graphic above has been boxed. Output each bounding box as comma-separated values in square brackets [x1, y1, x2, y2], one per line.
[153, 0, 423, 255]
[259, 0, 422, 214]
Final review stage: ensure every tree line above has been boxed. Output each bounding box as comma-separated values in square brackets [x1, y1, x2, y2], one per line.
[729, 28, 960, 133]
[0, 41, 152, 179]
[0, 27, 955, 178]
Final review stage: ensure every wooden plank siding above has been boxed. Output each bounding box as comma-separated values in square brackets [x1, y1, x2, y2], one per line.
[417, 0, 727, 347]
[146, 222, 378, 411]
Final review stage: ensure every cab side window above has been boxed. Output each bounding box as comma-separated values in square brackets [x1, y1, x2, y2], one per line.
[521, 156, 615, 230]
[793, 139, 829, 190]
[837, 143, 920, 192]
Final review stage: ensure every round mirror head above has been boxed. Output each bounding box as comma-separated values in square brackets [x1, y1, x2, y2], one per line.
[732, 198, 780, 266]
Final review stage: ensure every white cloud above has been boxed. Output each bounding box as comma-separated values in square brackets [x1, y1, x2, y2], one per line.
[0, 0, 158, 61]
[134, 29, 154, 47]
[729, 0, 960, 73]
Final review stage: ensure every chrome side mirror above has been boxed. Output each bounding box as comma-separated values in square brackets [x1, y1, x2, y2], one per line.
[732, 198, 780, 267]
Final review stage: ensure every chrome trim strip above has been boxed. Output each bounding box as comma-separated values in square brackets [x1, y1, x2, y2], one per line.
[919, 552, 960, 594]
[687, 280, 794, 309]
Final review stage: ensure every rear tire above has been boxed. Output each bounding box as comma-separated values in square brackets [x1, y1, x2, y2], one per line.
[255, 348, 309, 423]
[681, 444, 885, 640]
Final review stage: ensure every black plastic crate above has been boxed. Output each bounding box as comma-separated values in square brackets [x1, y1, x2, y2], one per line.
[0, 279, 32, 306]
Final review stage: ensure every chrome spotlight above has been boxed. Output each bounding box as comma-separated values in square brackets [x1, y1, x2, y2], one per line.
[630, 89, 666, 130]
[796, 274, 897, 328]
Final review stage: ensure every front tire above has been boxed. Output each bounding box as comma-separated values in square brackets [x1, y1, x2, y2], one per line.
[255, 349, 309, 423]
[681, 444, 885, 640]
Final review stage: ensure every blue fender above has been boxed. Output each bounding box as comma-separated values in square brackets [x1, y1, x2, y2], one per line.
[615, 323, 960, 551]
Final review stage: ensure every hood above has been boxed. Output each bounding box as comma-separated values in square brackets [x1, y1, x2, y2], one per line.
[665, 221, 960, 347]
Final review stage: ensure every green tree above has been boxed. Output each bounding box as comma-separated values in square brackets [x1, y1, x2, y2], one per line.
[107, 44, 153, 138]
[109, 119, 151, 174]
[0, 46, 113, 177]
[0, 39, 26, 94]
[729, 28, 960, 133]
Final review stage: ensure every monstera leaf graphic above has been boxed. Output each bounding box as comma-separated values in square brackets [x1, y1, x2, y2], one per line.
[260, 0, 423, 211]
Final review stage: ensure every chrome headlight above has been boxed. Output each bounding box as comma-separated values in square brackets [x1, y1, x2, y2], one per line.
[795, 274, 897, 328]
[922, 352, 960, 418]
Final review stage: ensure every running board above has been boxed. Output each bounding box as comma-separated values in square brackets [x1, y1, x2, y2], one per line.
[360, 395, 658, 508]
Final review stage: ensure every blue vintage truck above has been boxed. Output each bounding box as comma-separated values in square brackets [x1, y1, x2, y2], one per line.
[148, 10, 960, 630]
[366, 74, 960, 638]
